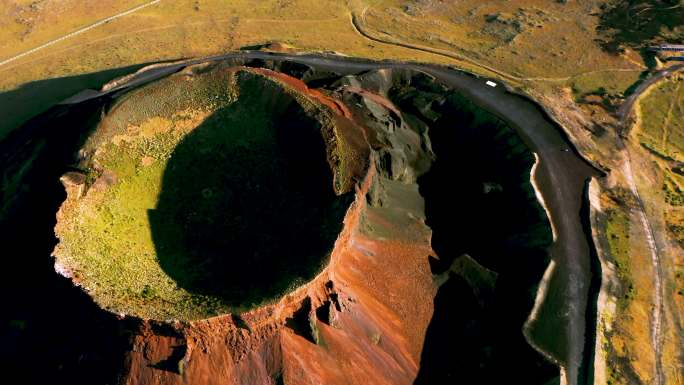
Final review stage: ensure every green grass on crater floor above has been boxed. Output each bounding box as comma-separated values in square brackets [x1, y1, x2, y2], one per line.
[54, 67, 350, 320]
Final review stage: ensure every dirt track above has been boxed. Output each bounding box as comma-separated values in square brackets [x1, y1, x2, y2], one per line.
[0, 0, 161, 68]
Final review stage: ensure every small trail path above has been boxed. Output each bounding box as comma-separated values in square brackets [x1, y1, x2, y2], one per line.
[0, 0, 162, 68]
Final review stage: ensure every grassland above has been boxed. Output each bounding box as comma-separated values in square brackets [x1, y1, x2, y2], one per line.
[635, 76, 684, 161]
[625, 69, 684, 385]
[54, 67, 350, 320]
[604, 206, 636, 310]
[0, 0, 444, 139]
[598, 186, 662, 385]
[634, 75, 684, 252]
[7, 0, 684, 141]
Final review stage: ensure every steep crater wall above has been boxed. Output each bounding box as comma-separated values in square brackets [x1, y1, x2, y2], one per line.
[53, 65, 365, 320]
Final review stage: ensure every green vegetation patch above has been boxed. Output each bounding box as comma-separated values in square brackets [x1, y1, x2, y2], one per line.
[54, 67, 353, 320]
[571, 70, 641, 102]
[605, 207, 636, 309]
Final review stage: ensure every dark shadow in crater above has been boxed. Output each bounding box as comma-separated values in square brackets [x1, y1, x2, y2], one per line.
[414, 273, 483, 382]
[148, 79, 351, 308]
[400, 89, 558, 384]
[285, 297, 316, 343]
[151, 343, 187, 374]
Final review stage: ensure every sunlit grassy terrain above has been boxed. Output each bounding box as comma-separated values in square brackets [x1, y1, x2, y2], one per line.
[0, 0, 659, 140]
[636, 77, 684, 162]
[622, 73, 684, 385]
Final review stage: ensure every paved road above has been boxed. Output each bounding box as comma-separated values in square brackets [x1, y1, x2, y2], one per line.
[60, 51, 598, 385]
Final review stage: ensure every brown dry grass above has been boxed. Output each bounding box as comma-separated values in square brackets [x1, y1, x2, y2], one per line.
[0, 0, 452, 92]
[598, 187, 658, 384]
[0, 0, 459, 139]
[361, 0, 644, 85]
[635, 75, 684, 162]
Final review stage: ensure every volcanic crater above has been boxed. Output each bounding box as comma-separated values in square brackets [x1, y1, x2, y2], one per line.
[42, 57, 574, 384]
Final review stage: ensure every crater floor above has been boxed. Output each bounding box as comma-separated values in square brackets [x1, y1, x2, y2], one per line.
[54, 66, 353, 320]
